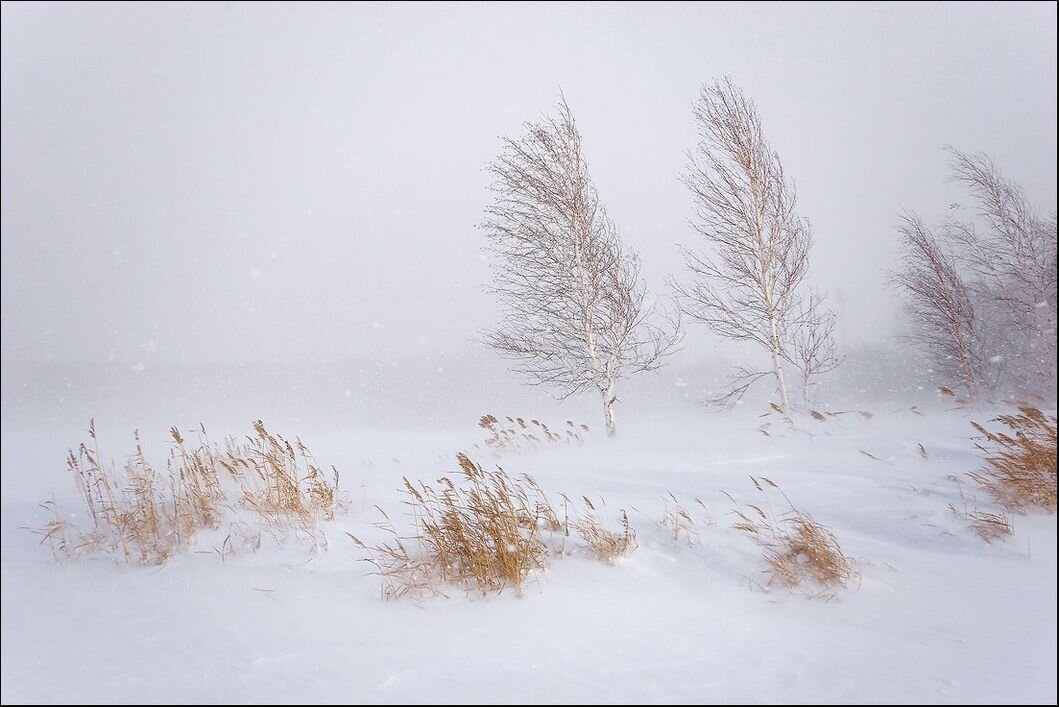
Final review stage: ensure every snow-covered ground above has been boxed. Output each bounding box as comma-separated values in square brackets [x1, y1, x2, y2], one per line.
[1, 400, 1056, 704]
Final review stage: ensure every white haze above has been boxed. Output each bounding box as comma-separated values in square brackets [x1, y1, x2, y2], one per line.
[2, 2, 1056, 374]
[2, 6, 1057, 705]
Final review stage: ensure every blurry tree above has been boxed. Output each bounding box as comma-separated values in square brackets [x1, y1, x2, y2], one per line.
[946, 149, 1057, 393]
[893, 150, 1057, 401]
[893, 212, 982, 402]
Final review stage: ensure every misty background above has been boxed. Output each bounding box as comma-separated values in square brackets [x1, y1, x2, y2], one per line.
[2, 2, 1056, 430]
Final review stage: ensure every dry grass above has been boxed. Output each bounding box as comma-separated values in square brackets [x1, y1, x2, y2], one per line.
[729, 476, 857, 593]
[231, 421, 343, 532]
[969, 405, 1057, 513]
[44, 420, 343, 564]
[831, 409, 873, 421]
[949, 501, 1015, 542]
[938, 385, 971, 408]
[350, 453, 554, 597]
[659, 493, 709, 545]
[347, 509, 437, 599]
[475, 414, 589, 456]
[763, 407, 872, 433]
[575, 497, 636, 563]
[859, 450, 892, 465]
[768, 402, 794, 427]
[351, 454, 636, 598]
[33, 499, 72, 561]
[966, 509, 1014, 541]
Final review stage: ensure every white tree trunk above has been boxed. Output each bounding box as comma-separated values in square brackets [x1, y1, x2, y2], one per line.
[602, 384, 617, 437]
[767, 317, 791, 410]
[770, 346, 791, 410]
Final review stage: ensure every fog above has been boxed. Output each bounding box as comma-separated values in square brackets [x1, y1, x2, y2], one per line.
[2, 8, 1058, 702]
[1, 3, 1056, 418]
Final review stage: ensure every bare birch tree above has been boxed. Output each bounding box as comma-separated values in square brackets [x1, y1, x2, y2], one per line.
[945, 148, 1057, 390]
[673, 77, 834, 408]
[480, 98, 680, 436]
[892, 212, 982, 402]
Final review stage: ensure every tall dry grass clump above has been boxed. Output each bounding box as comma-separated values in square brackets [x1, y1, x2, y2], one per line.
[62, 421, 219, 564]
[44, 420, 343, 564]
[229, 421, 342, 530]
[969, 405, 1057, 512]
[729, 476, 857, 593]
[351, 453, 636, 598]
[350, 453, 553, 597]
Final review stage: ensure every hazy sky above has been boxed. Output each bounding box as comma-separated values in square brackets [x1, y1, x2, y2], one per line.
[2, 2, 1056, 366]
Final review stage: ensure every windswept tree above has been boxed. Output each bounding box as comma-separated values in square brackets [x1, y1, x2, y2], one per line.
[480, 98, 680, 436]
[893, 150, 1057, 401]
[946, 149, 1057, 391]
[892, 212, 982, 402]
[673, 77, 836, 408]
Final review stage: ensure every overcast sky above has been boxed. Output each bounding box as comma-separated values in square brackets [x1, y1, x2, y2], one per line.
[2, 2, 1056, 366]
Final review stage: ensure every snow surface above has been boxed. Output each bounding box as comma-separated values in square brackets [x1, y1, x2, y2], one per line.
[1, 404, 1056, 704]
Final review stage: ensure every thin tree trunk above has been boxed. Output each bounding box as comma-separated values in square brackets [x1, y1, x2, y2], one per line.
[602, 384, 617, 437]
[959, 337, 977, 405]
[756, 188, 791, 410]
[768, 318, 791, 409]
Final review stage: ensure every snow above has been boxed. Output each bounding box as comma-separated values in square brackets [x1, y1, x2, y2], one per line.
[1, 405, 1056, 704]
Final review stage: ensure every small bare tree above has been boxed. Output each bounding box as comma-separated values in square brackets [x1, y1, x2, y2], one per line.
[786, 293, 842, 407]
[892, 212, 982, 402]
[480, 97, 680, 436]
[945, 149, 1057, 390]
[673, 77, 834, 408]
